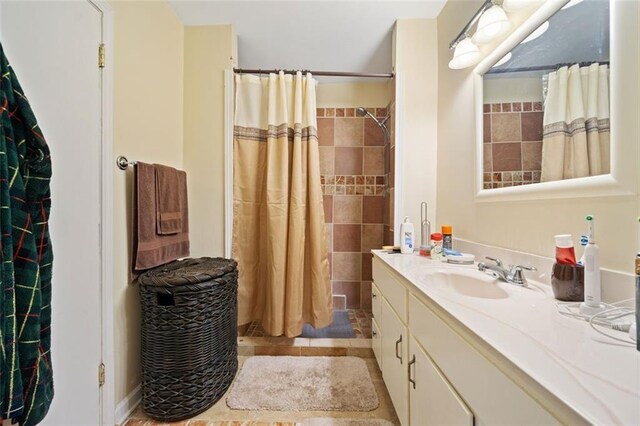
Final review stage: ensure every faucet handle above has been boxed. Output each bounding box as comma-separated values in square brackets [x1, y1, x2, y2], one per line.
[485, 256, 503, 267]
[511, 264, 537, 272]
[508, 265, 537, 286]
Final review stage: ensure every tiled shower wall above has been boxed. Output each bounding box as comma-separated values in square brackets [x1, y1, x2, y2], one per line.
[318, 107, 387, 311]
[483, 101, 544, 188]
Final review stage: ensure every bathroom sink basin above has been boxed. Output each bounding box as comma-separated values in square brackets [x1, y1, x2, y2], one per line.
[446, 273, 509, 299]
[417, 269, 509, 299]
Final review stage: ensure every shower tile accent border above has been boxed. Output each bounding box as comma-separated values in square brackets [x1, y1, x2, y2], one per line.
[321, 175, 386, 196]
[317, 107, 388, 118]
[487, 101, 543, 113]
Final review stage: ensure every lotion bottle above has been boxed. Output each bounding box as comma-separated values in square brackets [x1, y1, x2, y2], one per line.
[580, 215, 605, 315]
[400, 217, 415, 254]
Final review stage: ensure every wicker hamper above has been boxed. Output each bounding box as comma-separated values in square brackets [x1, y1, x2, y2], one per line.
[138, 257, 238, 421]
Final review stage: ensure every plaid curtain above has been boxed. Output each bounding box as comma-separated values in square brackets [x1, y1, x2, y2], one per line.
[0, 43, 54, 425]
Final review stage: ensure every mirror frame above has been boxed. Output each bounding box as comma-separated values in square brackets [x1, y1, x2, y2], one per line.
[473, 0, 639, 202]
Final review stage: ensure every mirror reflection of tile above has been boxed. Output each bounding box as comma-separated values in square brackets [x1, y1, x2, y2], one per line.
[483, 102, 543, 189]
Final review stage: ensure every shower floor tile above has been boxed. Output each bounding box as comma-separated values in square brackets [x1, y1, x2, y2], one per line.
[242, 309, 373, 339]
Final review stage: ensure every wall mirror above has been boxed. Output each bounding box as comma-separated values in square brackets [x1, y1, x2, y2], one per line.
[473, 0, 639, 201]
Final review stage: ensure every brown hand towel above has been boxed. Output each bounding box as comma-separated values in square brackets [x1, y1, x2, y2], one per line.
[133, 162, 189, 272]
[154, 164, 183, 235]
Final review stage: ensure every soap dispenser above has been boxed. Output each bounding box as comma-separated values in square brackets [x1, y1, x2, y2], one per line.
[400, 217, 415, 254]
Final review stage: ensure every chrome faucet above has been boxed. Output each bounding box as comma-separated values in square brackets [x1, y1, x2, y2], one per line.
[477, 257, 536, 287]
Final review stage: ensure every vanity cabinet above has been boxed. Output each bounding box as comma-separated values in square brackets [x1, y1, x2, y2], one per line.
[381, 298, 409, 426]
[409, 335, 473, 426]
[372, 255, 560, 426]
[371, 283, 382, 365]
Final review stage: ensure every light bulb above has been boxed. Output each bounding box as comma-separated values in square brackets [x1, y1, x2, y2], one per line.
[472, 5, 513, 45]
[448, 38, 483, 70]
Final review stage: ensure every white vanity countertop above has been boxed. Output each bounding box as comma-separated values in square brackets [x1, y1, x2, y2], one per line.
[372, 250, 640, 425]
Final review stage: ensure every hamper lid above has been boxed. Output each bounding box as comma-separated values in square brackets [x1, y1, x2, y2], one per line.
[138, 257, 237, 287]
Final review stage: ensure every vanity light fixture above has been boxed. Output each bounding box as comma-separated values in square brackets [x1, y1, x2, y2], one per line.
[449, 0, 516, 70]
[472, 4, 513, 45]
[449, 37, 483, 69]
[502, 0, 542, 13]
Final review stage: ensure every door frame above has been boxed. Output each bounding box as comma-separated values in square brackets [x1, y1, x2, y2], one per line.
[224, 70, 234, 258]
[87, 1, 115, 424]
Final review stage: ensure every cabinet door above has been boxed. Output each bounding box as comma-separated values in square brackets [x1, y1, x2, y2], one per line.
[409, 336, 473, 426]
[381, 298, 409, 426]
[372, 318, 382, 368]
[372, 282, 382, 330]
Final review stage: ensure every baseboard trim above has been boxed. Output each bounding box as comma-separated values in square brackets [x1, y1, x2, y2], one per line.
[115, 384, 141, 425]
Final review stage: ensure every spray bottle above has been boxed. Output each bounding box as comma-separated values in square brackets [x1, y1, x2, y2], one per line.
[579, 215, 605, 315]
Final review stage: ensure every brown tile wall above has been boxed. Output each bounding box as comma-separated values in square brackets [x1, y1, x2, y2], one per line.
[318, 107, 387, 311]
[483, 102, 543, 188]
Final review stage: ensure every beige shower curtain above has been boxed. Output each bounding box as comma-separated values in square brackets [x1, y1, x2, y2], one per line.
[541, 63, 610, 182]
[233, 71, 332, 337]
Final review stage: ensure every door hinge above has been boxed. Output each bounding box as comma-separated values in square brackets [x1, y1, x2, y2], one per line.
[98, 43, 105, 68]
[98, 363, 106, 386]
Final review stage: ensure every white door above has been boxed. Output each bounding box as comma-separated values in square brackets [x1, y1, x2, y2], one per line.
[1, 1, 104, 424]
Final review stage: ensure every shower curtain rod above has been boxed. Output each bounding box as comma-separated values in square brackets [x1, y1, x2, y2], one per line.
[486, 61, 610, 74]
[233, 68, 394, 78]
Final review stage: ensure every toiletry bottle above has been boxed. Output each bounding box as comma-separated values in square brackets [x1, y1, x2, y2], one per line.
[400, 217, 415, 254]
[442, 225, 453, 250]
[580, 215, 604, 315]
[554, 234, 576, 265]
[430, 233, 443, 260]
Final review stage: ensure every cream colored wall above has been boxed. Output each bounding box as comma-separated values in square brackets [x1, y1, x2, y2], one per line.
[110, 0, 184, 404]
[436, 0, 639, 273]
[393, 19, 439, 243]
[316, 82, 388, 107]
[183, 25, 235, 257]
[483, 77, 543, 103]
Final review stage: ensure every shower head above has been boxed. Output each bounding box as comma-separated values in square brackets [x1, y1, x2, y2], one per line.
[356, 107, 390, 138]
[355, 107, 369, 117]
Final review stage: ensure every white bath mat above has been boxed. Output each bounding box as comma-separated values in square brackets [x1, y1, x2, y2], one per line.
[226, 356, 379, 411]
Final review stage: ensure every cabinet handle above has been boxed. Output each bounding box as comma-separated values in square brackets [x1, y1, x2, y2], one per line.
[395, 335, 403, 364]
[372, 330, 377, 337]
[372, 292, 377, 298]
[408, 354, 416, 389]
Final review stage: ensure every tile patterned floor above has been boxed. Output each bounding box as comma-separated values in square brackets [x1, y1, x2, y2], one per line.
[124, 421, 295, 426]
[243, 310, 373, 339]
[125, 357, 399, 426]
